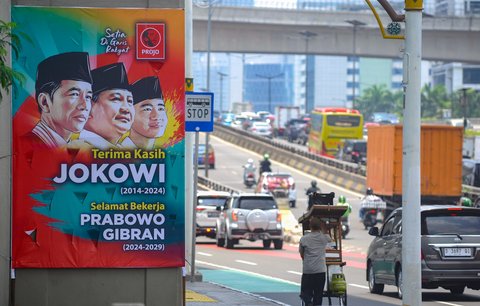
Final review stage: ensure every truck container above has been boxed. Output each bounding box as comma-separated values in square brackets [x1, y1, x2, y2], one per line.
[273, 106, 300, 137]
[366, 125, 463, 207]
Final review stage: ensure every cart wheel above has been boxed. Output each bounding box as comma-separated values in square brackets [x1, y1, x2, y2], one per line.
[339, 292, 347, 306]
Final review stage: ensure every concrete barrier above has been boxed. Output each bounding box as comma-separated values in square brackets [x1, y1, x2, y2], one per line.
[213, 124, 367, 194]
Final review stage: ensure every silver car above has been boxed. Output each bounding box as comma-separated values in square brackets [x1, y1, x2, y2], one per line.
[196, 191, 231, 239]
[367, 205, 480, 298]
[216, 193, 284, 249]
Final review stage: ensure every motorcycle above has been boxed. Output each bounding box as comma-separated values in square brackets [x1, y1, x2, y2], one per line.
[244, 172, 256, 188]
[363, 208, 380, 229]
[341, 215, 350, 239]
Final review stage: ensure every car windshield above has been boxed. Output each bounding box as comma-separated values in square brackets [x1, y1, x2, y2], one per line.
[422, 210, 480, 235]
[238, 197, 277, 210]
[326, 115, 361, 127]
[198, 197, 228, 207]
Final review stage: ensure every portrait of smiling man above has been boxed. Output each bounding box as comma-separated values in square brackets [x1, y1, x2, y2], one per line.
[79, 62, 135, 149]
[31, 52, 93, 149]
[123, 76, 168, 150]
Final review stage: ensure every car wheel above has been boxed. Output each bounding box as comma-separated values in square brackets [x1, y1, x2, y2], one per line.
[216, 236, 224, 247]
[368, 263, 384, 294]
[273, 239, 283, 250]
[450, 286, 465, 295]
[225, 235, 235, 249]
[263, 239, 271, 249]
[396, 266, 403, 299]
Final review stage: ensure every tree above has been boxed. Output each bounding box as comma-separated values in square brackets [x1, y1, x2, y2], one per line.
[355, 84, 402, 120]
[420, 84, 449, 119]
[0, 20, 25, 102]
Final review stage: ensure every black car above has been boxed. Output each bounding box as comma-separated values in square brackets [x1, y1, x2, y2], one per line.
[367, 205, 480, 298]
[340, 139, 366, 164]
[284, 119, 309, 144]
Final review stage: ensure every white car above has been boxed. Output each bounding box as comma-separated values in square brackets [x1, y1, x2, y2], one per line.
[196, 191, 231, 238]
[247, 121, 273, 138]
[231, 115, 247, 129]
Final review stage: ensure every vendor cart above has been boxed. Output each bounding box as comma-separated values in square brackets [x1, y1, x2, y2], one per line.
[298, 195, 348, 306]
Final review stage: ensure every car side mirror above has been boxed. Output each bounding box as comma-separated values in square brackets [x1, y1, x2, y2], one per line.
[368, 226, 379, 236]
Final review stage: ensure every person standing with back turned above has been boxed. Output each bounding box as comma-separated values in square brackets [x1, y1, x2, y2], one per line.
[299, 216, 332, 306]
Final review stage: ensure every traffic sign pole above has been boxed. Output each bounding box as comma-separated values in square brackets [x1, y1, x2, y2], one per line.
[191, 128, 200, 282]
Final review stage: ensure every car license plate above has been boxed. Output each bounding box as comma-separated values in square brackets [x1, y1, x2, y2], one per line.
[443, 247, 472, 257]
[207, 212, 219, 218]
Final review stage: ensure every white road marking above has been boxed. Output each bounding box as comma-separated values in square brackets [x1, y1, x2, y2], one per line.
[235, 259, 257, 266]
[197, 252, 212, 257]
[231, 170, 238, 175]
[197, 260, 301, 286]
[349, 284, 369, 289]
[287, 270, 302, 276]
[212, 135, 363, 198]
[433, 301, 464, 306]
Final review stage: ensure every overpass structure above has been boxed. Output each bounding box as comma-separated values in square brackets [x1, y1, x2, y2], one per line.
[193, 6, 480, 63]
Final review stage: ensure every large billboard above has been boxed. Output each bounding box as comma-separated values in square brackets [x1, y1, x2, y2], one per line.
[11, 7, 185, 268]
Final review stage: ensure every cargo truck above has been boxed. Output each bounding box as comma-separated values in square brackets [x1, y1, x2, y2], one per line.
[366, 125, 463, 209]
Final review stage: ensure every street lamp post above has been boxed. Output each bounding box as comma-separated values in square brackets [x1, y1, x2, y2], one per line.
[195, 0, 219, 178]
[256, 72, 284, 113]
[460, 88, 470, 130]
[298, 30, 317, 114]
[346, 20, 366, 110]
[217, 71, 228, 114]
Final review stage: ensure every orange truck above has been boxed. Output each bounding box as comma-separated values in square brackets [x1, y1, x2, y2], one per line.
[366, 125, 463, 208]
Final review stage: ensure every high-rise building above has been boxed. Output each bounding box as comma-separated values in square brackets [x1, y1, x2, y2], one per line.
[434, 0, 480, 16]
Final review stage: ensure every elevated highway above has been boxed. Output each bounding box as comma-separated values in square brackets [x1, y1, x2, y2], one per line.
[193, 6, 480, 63]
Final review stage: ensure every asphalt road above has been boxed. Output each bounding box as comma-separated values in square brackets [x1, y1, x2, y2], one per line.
[194, 135, 480, 306]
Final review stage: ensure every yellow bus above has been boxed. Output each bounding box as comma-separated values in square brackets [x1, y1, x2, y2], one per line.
[308, 107, 364, 157]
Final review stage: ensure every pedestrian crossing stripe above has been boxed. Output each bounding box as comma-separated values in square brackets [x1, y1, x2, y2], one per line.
[185, 290, 217, 302]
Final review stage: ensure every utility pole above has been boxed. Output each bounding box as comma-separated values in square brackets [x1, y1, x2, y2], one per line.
[346, 20, 366, 109]
[402, 1, 423, 305]
[364, 1, 422, 305]
[256, 72, 284, 113]
[298, 30, 317, 114]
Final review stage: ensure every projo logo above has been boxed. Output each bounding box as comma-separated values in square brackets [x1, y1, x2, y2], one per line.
[136, 23, 165, 60]
[140, 28, 161, 48]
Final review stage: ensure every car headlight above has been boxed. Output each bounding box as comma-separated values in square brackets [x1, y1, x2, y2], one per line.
[230, 223, 238, 228]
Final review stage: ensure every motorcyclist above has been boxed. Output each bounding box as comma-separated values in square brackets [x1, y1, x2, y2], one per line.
[359, 187, 385, 221]
[459, 196, 473, 207]
[259, 153, 272, 175]
[336, 195, 352, 218]
[306, 180, 321, 210]
[337, 195, 352, 238]
[243, 158, 257, 183]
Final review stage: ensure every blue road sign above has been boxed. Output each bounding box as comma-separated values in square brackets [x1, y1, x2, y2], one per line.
[185, 91, 214, 132]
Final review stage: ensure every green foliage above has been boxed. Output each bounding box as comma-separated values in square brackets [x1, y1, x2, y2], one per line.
[420, 84, 449, 118]
[355, 84, 402, 120]
[0, 20, 26, 101]
[356, 83, 480, 122]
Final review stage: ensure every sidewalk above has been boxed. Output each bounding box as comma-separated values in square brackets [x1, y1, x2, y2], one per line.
[186, 281, 288, 306]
